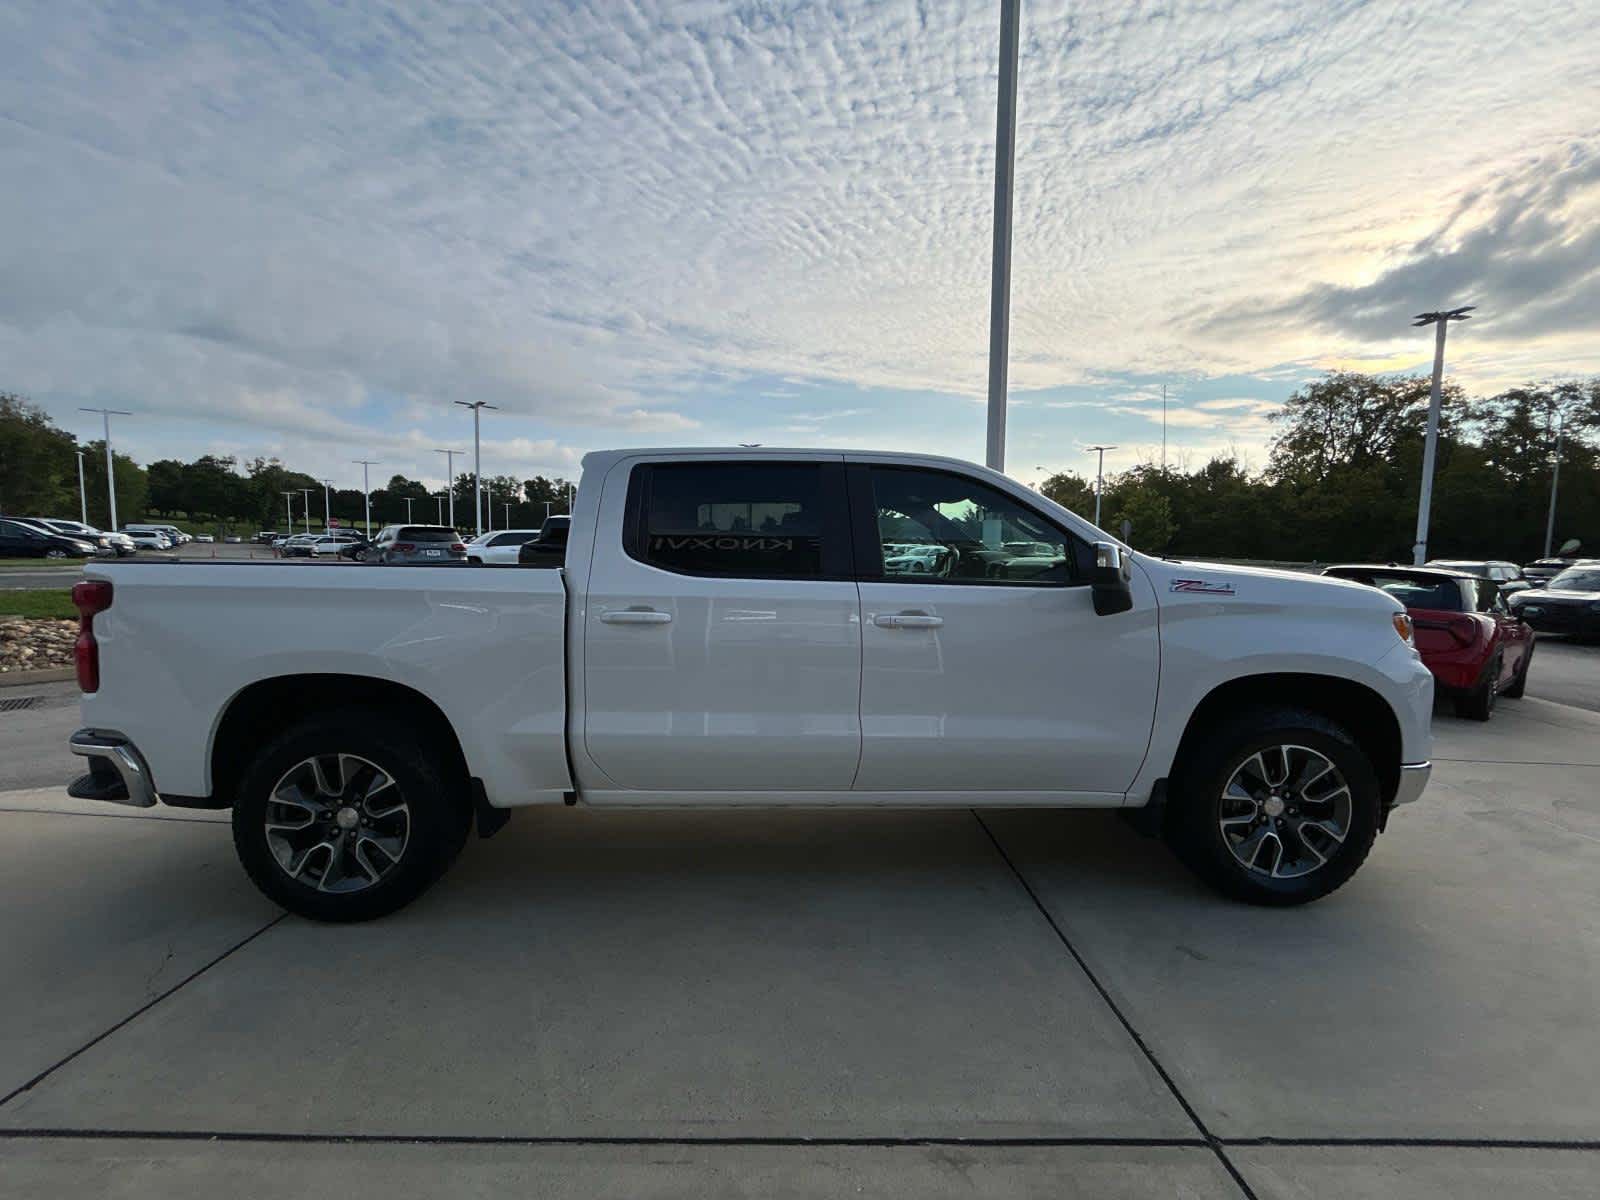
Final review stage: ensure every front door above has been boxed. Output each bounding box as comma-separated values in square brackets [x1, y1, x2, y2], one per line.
[581, 457, 862, 794]
[850, 463, 1159, 798]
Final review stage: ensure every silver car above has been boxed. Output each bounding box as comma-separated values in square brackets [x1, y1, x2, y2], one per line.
[370, 525, 467, 565]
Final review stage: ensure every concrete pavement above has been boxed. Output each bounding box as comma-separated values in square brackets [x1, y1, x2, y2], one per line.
[0, 700, 1595, 1196]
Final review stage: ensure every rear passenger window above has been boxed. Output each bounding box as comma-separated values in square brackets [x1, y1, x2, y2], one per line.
[635, 462, 832, 578]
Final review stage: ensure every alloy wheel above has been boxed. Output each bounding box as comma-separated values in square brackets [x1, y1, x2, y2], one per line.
[1218, 744, 1351, 879]
[265, 753, 410, 892]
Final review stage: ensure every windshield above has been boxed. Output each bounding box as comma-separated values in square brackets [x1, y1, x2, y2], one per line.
[1329, 569, 1466, 611]
[1547, 569, 1600, 591]
[399, 527, 458, 543]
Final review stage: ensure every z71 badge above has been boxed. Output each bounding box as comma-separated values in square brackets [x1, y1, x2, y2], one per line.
[1171, 578, 1236, 595]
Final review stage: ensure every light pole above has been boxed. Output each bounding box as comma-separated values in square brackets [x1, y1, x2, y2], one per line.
[280, 491, 296, 533]
[434, 493, 445, 524]
[76, 449, 88, 524]
[79, 408, 131, 530]
[543, 500, 552, 521]
[1086, 445, 1116, 528]
[405, 497, 413, 523]
[300, 489, 312, 534]
[504, 502, 512, 527]
[483, 480, 493, 533]
[321, 479, 335, 531]
[434, 449, 465, 530]
[1410, 305, 1474, 564]
[1544, 411, 1564, 558]
[454, 400, 497, 536]
[984, 0, 1021, 472]
[352, 460, 379, 536]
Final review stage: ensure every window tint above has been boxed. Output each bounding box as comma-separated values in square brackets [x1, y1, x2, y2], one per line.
[1549, 569, 1600, 591]
[491, 531, 535, 547]
[866, 467, 1074, 584]
[638, 462, 827, 578]
[399, 526, 457, 543]
[1331, 570, 1466, 611]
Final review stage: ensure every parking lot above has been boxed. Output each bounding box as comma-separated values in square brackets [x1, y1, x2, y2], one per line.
[0, 654, 1595, 1198]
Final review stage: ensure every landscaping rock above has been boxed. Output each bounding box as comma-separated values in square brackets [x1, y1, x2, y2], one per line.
[0, 618, 78, 673]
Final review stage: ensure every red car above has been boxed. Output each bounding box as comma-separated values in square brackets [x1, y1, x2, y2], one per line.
[1323, 565, 1534, 721]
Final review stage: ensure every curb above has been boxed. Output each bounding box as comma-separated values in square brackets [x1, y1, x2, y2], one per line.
[0, 667, 76, 688]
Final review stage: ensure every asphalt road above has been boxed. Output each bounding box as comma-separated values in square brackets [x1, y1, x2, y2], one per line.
[1523, 636, 1600, 713]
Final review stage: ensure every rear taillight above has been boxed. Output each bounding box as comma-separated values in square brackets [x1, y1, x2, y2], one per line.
[451, 543, 465, 553]
[71, 579, 113, 693]
[395, 543, 415, 553]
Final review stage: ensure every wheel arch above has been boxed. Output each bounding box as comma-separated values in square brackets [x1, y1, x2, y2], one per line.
[210, 673, 472, 812]
[1170, 673, 1403, 811]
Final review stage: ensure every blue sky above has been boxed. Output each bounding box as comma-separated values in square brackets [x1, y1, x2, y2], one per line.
[3, 0, 1597, 492]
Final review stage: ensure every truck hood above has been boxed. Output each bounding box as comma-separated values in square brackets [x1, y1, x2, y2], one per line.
[1134, 555, 1404, 615]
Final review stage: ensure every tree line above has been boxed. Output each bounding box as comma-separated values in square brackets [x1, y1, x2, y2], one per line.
[1039, 373, 1598, 563]
[5, 373, 1597, 558]
[1, 393, 573, 534]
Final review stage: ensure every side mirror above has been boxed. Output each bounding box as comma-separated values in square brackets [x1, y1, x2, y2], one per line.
[1089, 541, 1133, 616]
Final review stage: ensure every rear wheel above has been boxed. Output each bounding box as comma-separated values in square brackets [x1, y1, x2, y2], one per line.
[1454, 653, 1501, 721]
[231, 714, 470, 921]
[1501, 644, 1532, 699]
[45, 548, 69, 559]
[1168, 707, 1380, 906]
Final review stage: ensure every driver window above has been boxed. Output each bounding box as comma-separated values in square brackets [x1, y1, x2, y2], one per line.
[866, 466, 1076, 584]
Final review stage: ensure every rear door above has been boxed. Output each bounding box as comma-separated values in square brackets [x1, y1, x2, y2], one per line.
[849, 462, 1159, 797]
[581, 457, 862, 794]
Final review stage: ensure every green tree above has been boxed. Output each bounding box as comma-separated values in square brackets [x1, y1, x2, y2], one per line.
[0, 392, 76, 516]
[1038, 471, 1095, 517]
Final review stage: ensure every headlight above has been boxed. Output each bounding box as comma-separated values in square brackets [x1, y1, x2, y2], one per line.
[1392, 612, 1414, 646]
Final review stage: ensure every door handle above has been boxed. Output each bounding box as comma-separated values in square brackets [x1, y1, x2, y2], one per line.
[873, 611, 943, 629]
[600, 608, 673, 625]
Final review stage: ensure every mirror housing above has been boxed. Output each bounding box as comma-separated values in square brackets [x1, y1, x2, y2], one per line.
[1089, 541, 1134, 616]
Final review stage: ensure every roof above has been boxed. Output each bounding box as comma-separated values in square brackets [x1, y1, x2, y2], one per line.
[1325, 563, 1478, 581]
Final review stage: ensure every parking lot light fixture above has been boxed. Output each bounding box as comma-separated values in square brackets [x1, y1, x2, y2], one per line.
[79, 407, 131, 531]
[1086, 445, 1116, 528]
[76, 449, 88, 524]
[352, 460, 380, 537]
[300, 489, 312, 534]
[434, 493, 444, 524]
[1544, 411, 1563, 558]
[405, 497, 413, 524]
[453, 401, 498, 536]
[1410, 305, 1475, 565]
[434, 449, 465, 531]
[321, 479, 334, 532]
[280, 490, 296, 533]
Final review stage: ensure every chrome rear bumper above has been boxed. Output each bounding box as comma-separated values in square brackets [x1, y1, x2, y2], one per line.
[68, 730, 158, 808]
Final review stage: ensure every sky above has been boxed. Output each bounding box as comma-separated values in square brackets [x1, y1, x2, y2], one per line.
[3, 0, 1597, 494]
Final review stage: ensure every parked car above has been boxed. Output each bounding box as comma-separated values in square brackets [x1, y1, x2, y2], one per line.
[119, 529, 172, 551]
[516, 515, 571, 565]
[194, 534, 215, 543]
[0, 518, 97, 559]
[1521, 556, 1592, 587]
[278, 534, 323, 558]
[10, 517, 118, 557]
[465, 529, 540, 564]
[369, 525, 467, 565]
[309, 533, 366, 556]
[68, 448, 1435, 921]
[1323, 565, 1533, 720]
[253, 532, 279, 545]
[1508, 564, 1600, 638]
[223, 535, 242, 544]
[1426, 559, 1530, 595]
[35, 519, 137, 556]
[125, 523, 189, 545]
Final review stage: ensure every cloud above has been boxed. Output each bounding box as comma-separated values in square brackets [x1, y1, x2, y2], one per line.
[1, 0, 1596, 477]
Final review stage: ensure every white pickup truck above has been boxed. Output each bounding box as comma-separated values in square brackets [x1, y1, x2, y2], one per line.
[67, 448, 1433, 920]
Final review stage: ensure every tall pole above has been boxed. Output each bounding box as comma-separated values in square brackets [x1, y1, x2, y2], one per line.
[321, 479, 334, 531]
[1161, 384, 1168, 473]
[984, 0, 1021, 473]
[435, 494, 444, 524]
[484, 481, 493, 533]
[300, 489, 312, 534]
[1087, 445, 1116, 528]
[1544, 412, 1564, 558]
[79, 408, 131, 530]
[454, 401, 497, 536]
[435, 449, 465, 531]
[406, 497, 413, 523]
[1410, 306, 1474, 564]
[352, 460, 379, 536]
[76, 450, 88, 524]
[504, 502, 511, 527]
[280, 491, 296, 532]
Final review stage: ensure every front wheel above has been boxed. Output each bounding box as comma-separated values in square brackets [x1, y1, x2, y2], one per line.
[231, 714, 470, 921]
[1168, 707, 1380, 906]
[45, 548, 70, 559]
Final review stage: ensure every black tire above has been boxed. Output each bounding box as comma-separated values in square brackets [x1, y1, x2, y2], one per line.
[467, 556, 482, 564]
[350, 548, 367, 562]
[1501, 643, 1532, 699]
[45, 548, 69, 559]
[1454, 653, 1501, 721]
[231, 713, 470, 922]
[1167, 706, 1380, 906]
